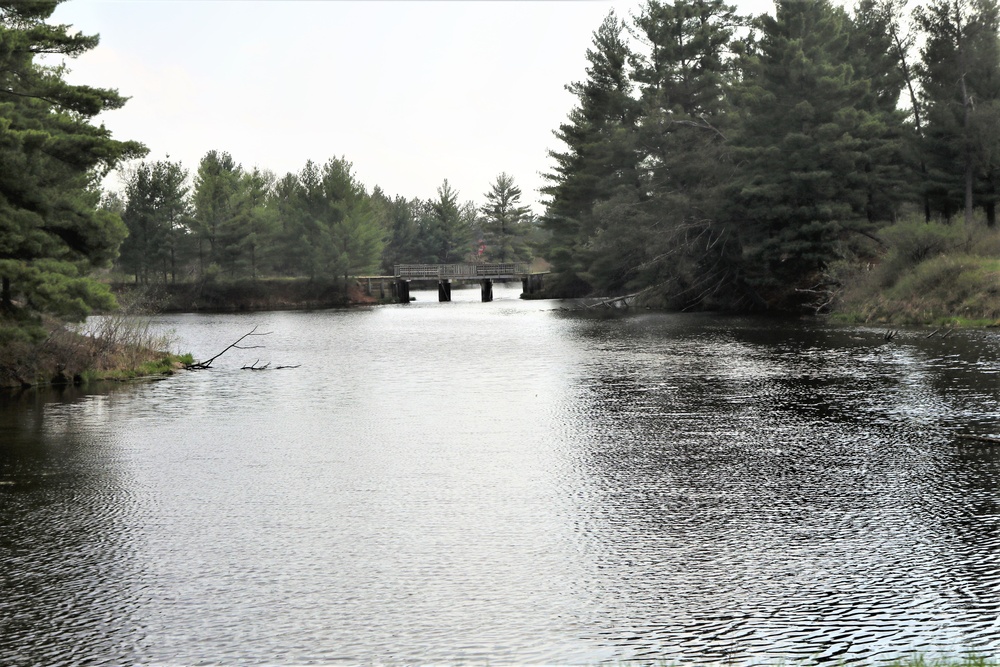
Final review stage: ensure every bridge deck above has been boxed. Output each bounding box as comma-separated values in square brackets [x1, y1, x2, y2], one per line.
[393, 263, 532, 280]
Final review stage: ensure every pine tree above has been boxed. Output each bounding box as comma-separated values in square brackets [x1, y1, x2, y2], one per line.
[232, 167, 277, 280]
[192, 150, 243, 276]
[119, 159, 190, 284]
[480, 173, 533, 264]
[423, 180, 472, 264]
[615, 0, 742, 303]
[733, 0, 899, 295]
[320, 158, 383, 286]
[0, 0, 145, 332]
[915, 0, 1000, 224]
[373, 191, 422, 273]
[541, 11, 638, 295]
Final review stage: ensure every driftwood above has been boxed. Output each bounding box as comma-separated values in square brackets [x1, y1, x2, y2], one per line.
[241, 360, 301, 371]
[925, 327, 955, 338]
[957, 433, 1000, 444]
[186, 326, 271, 369]
[584, 292, 640, 310]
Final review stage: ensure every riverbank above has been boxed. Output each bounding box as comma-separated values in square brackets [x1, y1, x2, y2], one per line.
[1, 277, 382, 389]
[0, 315, 191, 390]
[112, 277, 372, 313]
[829, 219, 1000, 327]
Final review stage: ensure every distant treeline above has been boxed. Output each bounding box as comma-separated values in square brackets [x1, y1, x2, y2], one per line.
[108, 154, 541, 286]
[539, 0, 1000, 310]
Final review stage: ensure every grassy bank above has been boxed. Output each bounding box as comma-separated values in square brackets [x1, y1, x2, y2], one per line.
[0, 289, 191, 390]
[831, 217, 1000, 326]
[0, 321, 190, 389]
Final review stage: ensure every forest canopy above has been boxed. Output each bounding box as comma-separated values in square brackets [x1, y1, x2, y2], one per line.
[539, 0, 1000, 311]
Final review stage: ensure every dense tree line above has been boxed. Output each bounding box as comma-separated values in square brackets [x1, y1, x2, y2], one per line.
[541, 0, 1000, 309]
[9, 0, 997, 342]
[111, 155, 539, 287]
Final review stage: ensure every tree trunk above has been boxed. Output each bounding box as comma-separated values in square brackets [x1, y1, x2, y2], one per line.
[891, 24, 933, 222]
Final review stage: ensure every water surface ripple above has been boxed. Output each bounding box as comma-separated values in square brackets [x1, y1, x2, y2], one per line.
[1, 286, 998, 665]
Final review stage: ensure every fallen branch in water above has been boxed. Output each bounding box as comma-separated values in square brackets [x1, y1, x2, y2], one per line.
[239, 360, 301, 371]
[957, 433, 1000, 444]
[186, 326, 271, 369]
[584, 292, 640, 310]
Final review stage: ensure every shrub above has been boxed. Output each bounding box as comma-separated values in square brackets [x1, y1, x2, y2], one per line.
[875, 218, 966, 288]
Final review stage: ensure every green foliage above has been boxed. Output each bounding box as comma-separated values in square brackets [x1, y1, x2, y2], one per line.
[878, 217, 966, 270]
[421, 179, 474, 264]
[375, 191, 423, 272]
[833, 216, 1000, 324]
[733, 0, 906, 287]
[915, 0, 1000, 223]
[538, 0, 983, 312]
[0, 0, 145, 332]
[119, 159, 192, 284]
[541, 10, 638, 285]
[479, 173, 533, 263]
[268, 157, 383, 282]
[192, 150, 243, 275]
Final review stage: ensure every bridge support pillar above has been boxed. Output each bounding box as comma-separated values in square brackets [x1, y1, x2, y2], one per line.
[438, 280, 451, 302]
[480, 278, 493, 302]
[394, 279, 410, 303]
[521, 273, 543, 297]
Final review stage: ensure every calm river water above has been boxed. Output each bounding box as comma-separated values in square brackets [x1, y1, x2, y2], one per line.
[2, 284, 999, 665]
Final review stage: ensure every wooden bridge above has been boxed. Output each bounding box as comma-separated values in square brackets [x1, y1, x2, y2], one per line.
[359, 263, 546, 302]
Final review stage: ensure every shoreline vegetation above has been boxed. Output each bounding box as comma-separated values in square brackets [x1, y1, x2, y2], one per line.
[0, 287, 194, 390]
[4, 1, 1000, 391]
[3, 234, 998, 392]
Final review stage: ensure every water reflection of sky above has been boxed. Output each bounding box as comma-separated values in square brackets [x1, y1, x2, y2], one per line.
[1, 302, 998, 665]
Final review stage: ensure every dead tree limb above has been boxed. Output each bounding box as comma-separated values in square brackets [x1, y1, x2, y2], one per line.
[186, 326, 272, 370]
[957, 433, 1000, 444]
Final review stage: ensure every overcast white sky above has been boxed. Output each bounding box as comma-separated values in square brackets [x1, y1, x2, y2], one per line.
[51, 0, 776, 212]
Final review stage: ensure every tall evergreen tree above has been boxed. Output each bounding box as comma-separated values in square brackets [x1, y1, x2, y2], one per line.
[846, 0, 912, 223]
[423, 179, 473, 264]
[192, 150, 243, 276]
[613, 0, 742, 303]
[480, 173, 533, 264]
[320, 158, 383, 286]
[915, 0, 1000, 224]
[119, 159, 190, 284]
[232, 167, 277, 280]
[541, 11, 638, 294]
[733, 0, 902, 297]
[375, 192, 422, 273]
[0, 0, 145, 331]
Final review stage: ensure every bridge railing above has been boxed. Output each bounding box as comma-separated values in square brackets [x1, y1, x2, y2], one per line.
[394, 263, 530, 279]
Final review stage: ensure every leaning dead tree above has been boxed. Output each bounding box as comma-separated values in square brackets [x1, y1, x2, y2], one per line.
[185, 326, 271, 370]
